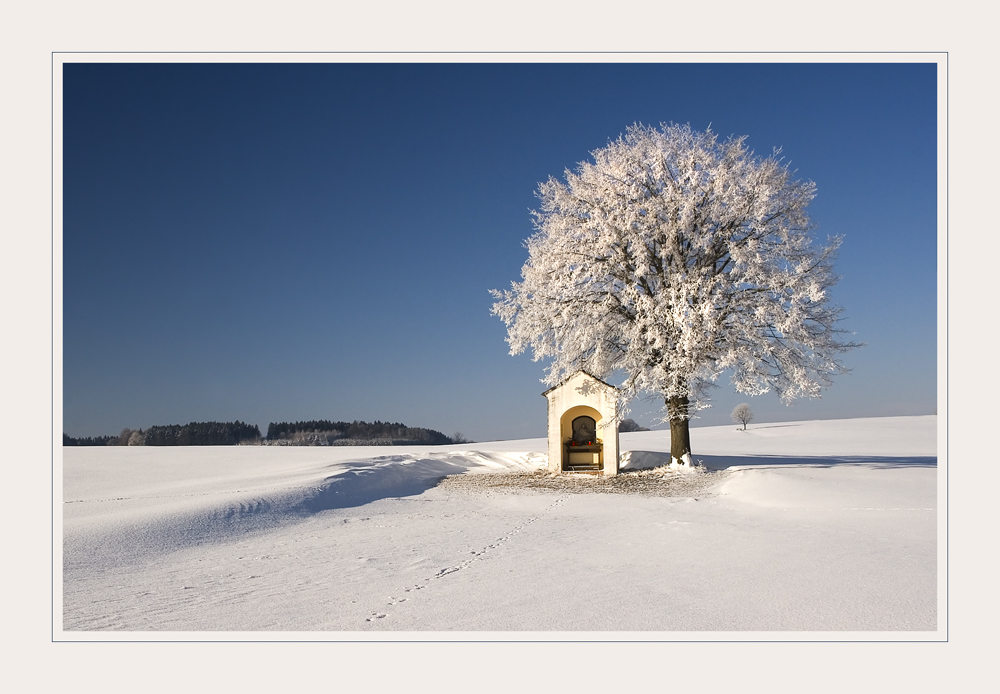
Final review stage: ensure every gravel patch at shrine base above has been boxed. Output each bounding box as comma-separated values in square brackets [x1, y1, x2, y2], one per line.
[437, 467, 732, 497]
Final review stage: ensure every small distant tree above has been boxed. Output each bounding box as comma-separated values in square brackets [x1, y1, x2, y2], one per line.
[450, 432, 471, 444]
[731, 403, 754, 430]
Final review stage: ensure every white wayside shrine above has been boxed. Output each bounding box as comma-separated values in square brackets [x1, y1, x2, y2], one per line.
[543, 371, 619, 476]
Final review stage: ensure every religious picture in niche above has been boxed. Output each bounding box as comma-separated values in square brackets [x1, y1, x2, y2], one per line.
[572, 416, 596, 444]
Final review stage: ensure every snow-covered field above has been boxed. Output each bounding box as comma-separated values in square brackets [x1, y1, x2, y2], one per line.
[59, 415, 940, 638]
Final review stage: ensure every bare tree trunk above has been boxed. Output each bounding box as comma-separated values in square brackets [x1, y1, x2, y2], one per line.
[668, 395, 692, 465]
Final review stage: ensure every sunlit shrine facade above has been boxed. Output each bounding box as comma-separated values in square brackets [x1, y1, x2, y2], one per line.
[543, 371, 619, 476]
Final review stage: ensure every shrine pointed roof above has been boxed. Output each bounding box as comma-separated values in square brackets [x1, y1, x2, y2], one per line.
[541, 370, 617, 397]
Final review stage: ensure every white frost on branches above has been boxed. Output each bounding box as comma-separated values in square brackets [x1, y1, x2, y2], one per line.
[491, 123, 858, 423]
[732, 403, 754, 430]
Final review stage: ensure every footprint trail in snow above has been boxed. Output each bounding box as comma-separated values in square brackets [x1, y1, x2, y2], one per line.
[366, 495, 566, 623]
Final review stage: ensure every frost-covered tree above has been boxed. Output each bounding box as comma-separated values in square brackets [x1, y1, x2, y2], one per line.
[492, 123, 858, 465]
[731, 403, 754, 431]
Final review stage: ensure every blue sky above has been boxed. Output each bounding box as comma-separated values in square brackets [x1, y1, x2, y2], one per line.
[62, 61, 938, 441]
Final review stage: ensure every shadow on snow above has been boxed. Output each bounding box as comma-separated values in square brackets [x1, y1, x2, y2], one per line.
[621, 450, 936, 471]
[294, 455, 474, 513]
[697, 454, 936, 471]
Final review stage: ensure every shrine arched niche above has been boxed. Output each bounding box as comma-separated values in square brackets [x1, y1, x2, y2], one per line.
[559, 405, 604, 471]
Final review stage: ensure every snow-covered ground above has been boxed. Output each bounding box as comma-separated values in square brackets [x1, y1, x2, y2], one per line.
[59, 415, 940, 638]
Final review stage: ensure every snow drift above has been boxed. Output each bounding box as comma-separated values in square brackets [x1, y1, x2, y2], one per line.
[60, 416, 939, 635]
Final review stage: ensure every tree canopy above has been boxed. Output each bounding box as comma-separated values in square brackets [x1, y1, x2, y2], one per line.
[731, 403, 755, 430]
[492, 123, 858, 462]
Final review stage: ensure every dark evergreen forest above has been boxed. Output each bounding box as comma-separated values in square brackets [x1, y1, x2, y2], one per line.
[64, 419, 458, 446]
[266, 420, 454, 445]
[62, 434, 118, 446]
[63, 421, 261, 446]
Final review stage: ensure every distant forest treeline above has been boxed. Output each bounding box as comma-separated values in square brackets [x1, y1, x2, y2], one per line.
[266, 420, 453, 445]
[63, 421, 262, 447]
[63, 419, 465, 447]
